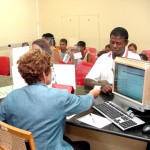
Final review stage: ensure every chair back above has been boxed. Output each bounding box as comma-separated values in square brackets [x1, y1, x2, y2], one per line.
[0, 121, 36, 150]
[52, 84, 74, 94]
[76, 62, 93, 85]
[55, 46, 60, 50]
[142, 50, 150, 60]
[86, 47, 97, 55]
[90, 53, 97, 64]
[86, 48, 97, 64]
[0, 56, 10, 75]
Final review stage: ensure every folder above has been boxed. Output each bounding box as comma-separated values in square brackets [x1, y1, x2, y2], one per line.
[52, 84, 74, 94]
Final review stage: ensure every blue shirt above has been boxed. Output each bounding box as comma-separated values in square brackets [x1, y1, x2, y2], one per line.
[0, 82, 94, 150]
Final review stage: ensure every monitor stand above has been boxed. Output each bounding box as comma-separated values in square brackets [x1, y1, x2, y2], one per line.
[113, 94, 150, 122]
[112, 93, 145, 112]
[128, 108, 150, 123]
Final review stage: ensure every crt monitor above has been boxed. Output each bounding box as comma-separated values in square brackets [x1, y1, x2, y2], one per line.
[112, 57, 150, 112]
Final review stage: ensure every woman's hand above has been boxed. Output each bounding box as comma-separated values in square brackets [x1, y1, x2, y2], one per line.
[89, 89, 101, 99]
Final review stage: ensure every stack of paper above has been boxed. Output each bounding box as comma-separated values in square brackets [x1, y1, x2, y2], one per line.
[66, 114, 76, 120]
[77, 113, 111, 129]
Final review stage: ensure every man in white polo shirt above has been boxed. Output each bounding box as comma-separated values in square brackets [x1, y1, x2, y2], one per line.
[85, 27, 141, 93]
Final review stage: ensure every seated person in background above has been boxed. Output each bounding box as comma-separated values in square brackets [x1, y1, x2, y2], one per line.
[104, 44, 111, 52]
[59, 38, 75, 63]
[22, 42, 29, 47]
[139, 53, 148, 61]
[128, 43, 137, 53]
[0, 49, 100, 150]
[76, 41, 93, 64]
[32, 39, 52, 55]
[42, 33, 56, 46]
[84, 27, 141, 93]
[97, 44, 110, 57]
[97, 50, 108, 57]
[42, 33, 59, 64]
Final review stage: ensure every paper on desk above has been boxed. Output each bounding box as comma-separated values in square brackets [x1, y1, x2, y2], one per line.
[77, 113, 111, 129]
[66, 114, 76, 120]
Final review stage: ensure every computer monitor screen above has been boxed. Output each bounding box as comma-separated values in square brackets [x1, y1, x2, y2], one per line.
[115, 64, 144, 103]
[113, 57, 150, 112]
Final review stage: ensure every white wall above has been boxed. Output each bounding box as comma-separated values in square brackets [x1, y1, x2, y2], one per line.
[38, 0, 150, 52]
[0, 0, 38, 47]
[0, 0, 149, 54]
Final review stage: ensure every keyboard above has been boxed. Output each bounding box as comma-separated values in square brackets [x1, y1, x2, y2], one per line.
[93, 102, 145, 131]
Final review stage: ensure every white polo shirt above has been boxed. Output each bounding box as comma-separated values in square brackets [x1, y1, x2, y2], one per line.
[85, 50, 141, 84]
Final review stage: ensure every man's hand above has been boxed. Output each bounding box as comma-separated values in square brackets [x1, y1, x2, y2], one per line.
[98, 80, 112, 93]
[101, 84, 112, 93]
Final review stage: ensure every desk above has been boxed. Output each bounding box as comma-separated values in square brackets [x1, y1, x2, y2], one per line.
[0, 75, 12, 87]
[66, 86, 149, 150]
[0, 78, 148, 149]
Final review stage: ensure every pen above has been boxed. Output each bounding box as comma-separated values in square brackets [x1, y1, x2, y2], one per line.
[90, 113, 95, 124]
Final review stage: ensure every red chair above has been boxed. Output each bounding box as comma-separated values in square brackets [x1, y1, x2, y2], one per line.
[0, 56, 10, 75]
[86, 47, 97, 63]
[142, 50, 150, 60]
[52, 84, 74, 93]
[91, 53, 97, 64]
[86, 47, 97, 55]
[76, 62, 93, 85]
[55, 46, 60, 50]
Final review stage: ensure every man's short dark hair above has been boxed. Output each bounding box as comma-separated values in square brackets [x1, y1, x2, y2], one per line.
[42, 33, 54, 39]
[42, 33, 56, 46]
[76, 41, 86, 47]
[110, 27, 128, 40]
[60, 38, 67, 44]
[97, 50, 108, 57]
